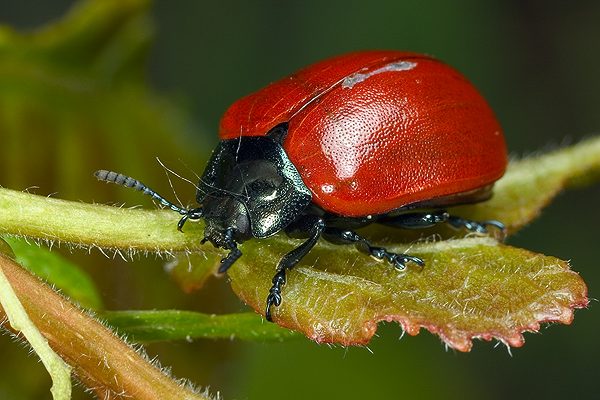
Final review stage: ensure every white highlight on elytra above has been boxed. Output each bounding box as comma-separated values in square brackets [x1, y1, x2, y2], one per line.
[342, 61, 417, 89]
[321, 184, 335, 193]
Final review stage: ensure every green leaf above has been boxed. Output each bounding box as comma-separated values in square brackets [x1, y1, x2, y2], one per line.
[102, 310, 299, 343]
[0, 0, 201, 204]
[0, 0, 152, 80]
[2, 237, 102, 310]
[229, 237, 587, 351]
[167, 252, 222, 293]
[0, 237, 16, 259]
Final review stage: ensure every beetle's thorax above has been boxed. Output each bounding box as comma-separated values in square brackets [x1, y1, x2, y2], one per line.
[196, 136, 312, 247]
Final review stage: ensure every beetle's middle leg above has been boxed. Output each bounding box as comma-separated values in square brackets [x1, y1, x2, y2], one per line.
[322, 228, 424, 270]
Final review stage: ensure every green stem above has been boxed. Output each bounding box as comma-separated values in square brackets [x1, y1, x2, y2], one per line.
[0, 188, 209, 253]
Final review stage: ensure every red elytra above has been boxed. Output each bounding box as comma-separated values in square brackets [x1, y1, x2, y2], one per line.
[220, 50, 507, 217]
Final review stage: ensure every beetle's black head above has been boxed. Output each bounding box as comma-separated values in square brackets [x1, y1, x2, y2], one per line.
[197, 134, 312, 250]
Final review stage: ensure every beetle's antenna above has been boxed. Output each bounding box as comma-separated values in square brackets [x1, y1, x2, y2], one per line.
[158, 158, 251, 206]
[177, 158, 202, 181]
[197, 178, 251, 203]
[155, 157, 187, 208]
[156, 157, 203, 193]
[172, 157, 250, 202]
[94, 170, 198, 218]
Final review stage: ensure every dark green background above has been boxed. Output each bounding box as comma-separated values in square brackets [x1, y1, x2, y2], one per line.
[1, 1, 599, 399]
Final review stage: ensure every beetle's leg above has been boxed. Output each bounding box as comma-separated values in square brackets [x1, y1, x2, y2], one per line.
[177, 207, 204, 232]
[382, 210, 505, 234]
[381, 210, 450, 229]
[265, 216, 325, 322]
[218, 244, 242, 274]
[446, 216, 506, 234]
[322, 228, 424, 270]
[218, 228, 242, 274]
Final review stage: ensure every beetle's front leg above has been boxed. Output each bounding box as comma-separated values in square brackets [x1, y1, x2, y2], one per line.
[265, 216, 325, 321]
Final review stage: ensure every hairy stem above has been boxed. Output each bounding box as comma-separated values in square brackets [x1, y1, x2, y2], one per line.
[0, 254, 210, 400]
[0, 189, 208, 253]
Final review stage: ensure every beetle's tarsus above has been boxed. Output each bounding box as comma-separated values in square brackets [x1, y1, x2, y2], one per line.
[447, 216, 505, 234]
[368, 246, 423, 270]
[392, 254, 425, 270]
[177, 207, 203, 232]
[265, 270, 286, 321]
[481, 220, 507, 232]
[177, 215, 188, 232]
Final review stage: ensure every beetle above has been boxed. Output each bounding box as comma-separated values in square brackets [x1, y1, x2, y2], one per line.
[96, 50, 508, 322]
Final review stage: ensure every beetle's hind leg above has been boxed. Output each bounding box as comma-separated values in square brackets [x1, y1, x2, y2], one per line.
[446, 216, 506, 234]
[322, 228, 424, 270]
[381, 210, 505, 235]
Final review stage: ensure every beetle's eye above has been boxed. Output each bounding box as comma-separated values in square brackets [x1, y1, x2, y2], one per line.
[247, 179, 278, 198]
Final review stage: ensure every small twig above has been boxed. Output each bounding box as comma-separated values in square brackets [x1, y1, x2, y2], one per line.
[0, 254, 211, 400]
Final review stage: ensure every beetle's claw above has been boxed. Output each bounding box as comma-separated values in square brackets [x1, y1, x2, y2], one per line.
[406, 255, 425, 267]
[481, 220, 506, 233]
[391, 254, 424, 270]
[265, 292, 281, 322]
[392, 258, 407, 270]
[368, 247, 424, 271]
[264, 269, 287, 321]
[448, 216, 506, 235]
[177, 215, 188, 232]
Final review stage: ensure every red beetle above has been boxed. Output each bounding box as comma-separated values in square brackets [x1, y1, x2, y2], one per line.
[97, 50, 508, 321]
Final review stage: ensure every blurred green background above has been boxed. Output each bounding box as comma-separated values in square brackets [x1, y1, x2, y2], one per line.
[1, 0, 599, 399]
